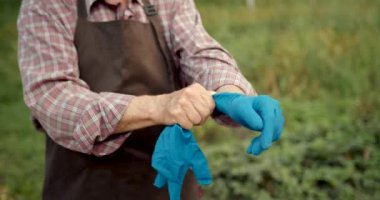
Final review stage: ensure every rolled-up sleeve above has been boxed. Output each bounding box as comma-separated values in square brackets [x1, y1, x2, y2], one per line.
[168, 0, 255, 95]
[167, 0, 256, 126]
[17, 2, 133, 156]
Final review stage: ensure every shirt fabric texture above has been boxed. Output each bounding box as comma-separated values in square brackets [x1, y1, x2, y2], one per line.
[17, 0, 255, 156]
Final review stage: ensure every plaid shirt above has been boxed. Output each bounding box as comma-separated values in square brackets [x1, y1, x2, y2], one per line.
[17, 0, 255, 156]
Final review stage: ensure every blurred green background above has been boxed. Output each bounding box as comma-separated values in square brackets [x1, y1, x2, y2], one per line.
[0, 0, 379, 199]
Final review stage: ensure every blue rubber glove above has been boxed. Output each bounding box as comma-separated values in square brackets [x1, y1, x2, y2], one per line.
[152, 124, 212, 200]
[213, 92, 285, 156]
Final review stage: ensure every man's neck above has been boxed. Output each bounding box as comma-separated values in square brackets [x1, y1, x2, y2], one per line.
[105, 0, 128, 7]
[104, 0, 129, 17]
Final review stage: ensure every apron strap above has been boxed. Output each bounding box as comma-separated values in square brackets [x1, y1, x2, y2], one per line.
[77, 0, 89, 19]
[141, 0, 181, 91]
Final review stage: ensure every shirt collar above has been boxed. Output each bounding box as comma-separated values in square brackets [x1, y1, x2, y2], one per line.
[85, 0, 144, 14]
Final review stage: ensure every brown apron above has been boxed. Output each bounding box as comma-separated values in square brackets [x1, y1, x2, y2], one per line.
[42, 0, 199, 199]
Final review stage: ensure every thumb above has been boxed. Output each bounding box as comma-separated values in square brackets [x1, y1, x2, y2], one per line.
[238, 108, 264, 131]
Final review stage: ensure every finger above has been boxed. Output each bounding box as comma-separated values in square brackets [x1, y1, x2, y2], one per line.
[200, 92, 215, 112]
[273, 106, 285, 142]
[259, 103, 276, 149]
[191, 150, 213, 185]
[154, 173, 167, 188]
[184, 102, 202, 125]
[178, 116, 193, 130]
[191, 99, 212, 125]
[246, 136, 263, 156]
[240, 107, 264, 131]
[168, 181, 182, 200]
[194, 91, 214, 113]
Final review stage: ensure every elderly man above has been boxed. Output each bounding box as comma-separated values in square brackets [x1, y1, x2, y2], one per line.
[17, 0, 274, 199]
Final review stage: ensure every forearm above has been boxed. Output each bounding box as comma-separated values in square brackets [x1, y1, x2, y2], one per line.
[216, 85, 246, 94]
[24, 80, 132, 155]
[115, 83, 217, 132]
[114, 95, 161, 133]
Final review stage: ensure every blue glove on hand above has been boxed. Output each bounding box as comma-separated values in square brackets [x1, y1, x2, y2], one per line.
[213, 92, 285, 156]
[152, 124, 212, 200]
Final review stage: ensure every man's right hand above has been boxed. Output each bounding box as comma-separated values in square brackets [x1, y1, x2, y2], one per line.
[154, 83, 215, 130]
[115, 83, 215, 133]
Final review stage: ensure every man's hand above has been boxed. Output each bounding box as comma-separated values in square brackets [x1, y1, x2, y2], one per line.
[114, 83, 214, 133]
[155, 83, 215, 130]
[213, 93, 285, 156]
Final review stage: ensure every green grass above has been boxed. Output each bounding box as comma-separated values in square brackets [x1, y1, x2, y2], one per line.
[194, 0, 380, 199]
[0, 1, 45, 199]
[0, 0, 379, 199]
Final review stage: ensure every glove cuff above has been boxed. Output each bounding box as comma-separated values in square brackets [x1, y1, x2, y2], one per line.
[212, 92, 243, 114]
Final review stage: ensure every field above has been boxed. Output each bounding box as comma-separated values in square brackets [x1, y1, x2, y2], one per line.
[0, 0, 379, 199]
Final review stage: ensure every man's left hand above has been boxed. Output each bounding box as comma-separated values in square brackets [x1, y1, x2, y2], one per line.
[213, 92, 285, 156]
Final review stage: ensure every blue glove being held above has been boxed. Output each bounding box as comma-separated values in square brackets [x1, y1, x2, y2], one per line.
[152, 92, 285, 199]
[213, 92, 285, 156]
[152, 124, 212, 200]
